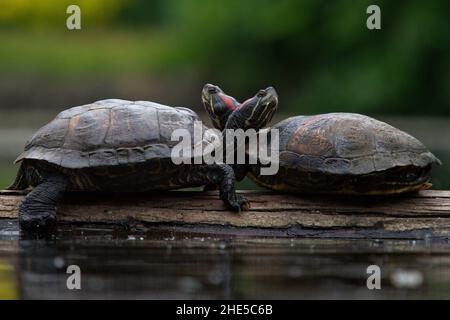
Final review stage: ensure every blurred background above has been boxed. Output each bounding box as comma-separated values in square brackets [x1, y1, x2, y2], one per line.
[0, 0, 449, 188]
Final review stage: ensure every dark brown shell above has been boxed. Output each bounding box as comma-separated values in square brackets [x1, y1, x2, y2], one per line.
[275, 113, 440, 175]
[16, 99, 202, 169]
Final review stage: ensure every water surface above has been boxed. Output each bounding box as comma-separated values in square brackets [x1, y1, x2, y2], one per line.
[1, 220, 450, 299]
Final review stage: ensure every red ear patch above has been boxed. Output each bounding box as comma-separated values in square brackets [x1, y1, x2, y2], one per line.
[219, 94, 238, 110]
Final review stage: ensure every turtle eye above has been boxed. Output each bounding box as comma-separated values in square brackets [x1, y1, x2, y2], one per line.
[257, 90, 266, 98]
[208, 86, 218, 94]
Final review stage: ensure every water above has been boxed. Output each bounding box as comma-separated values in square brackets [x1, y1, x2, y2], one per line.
[1, 220, 450, 299]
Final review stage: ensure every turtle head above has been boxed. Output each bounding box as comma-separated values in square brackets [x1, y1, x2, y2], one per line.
[202, 83, 240, 130]
[225, 86, 278, 131]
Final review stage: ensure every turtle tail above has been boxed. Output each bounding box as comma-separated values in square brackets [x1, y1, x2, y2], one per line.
[6, 162, 29, 190]
[433, 155, 443, 166]
[427, 152, 442, 166]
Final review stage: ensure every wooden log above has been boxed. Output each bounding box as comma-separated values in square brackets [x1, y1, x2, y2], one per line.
[1, 190, 450, 239]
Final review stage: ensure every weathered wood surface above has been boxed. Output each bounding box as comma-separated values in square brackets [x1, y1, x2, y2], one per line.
[1, 190, 450, 239]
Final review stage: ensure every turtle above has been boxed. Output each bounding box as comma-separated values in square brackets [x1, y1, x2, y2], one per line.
[203, 90, 442, 195]
[8, 85, 279, 231]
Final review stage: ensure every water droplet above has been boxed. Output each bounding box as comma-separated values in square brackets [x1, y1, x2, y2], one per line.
[53, 257, 65, 269]
[208, 271, 224, 285]
[179, 277, 201, 292]
[390, 269, 424, 289]
[287, 267, 303, 278]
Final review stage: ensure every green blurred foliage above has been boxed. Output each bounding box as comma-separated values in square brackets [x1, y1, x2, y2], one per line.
[0, 0, 448, 115]
[166, 0, 450, 115]
[0, 0, 125, 28]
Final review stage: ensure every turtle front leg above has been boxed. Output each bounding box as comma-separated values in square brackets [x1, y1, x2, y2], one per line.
[196, 164, 249, 211]
[202, 165, 248, 192]
[19, 172, 67, 231]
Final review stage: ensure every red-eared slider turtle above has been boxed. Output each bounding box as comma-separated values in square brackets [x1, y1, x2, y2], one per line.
[202, 84, 278, 132]
[9, 86, 278, 231]
[204, 92, 441, 195]
[202, 84, 279, 181]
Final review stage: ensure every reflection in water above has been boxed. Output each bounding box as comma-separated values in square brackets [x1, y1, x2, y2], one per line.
[0, 222, 18, 299]
[16, 229, 237, 299]
[0, 221, 448, 299]
[0, 260, 18, 299]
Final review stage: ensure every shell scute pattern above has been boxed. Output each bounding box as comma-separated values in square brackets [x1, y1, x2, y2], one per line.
[279, 113, 439, 175]
[16, 99, 200, 169]
[286, 116, 335, 158]
[333, 119, 375, 158]
[65, 107, 111, 152]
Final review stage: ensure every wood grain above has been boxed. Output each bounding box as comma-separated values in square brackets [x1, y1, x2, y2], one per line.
[1, 190, 450, 238]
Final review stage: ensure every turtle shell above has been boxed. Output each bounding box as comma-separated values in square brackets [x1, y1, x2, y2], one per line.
[275, 113, 440, 175]
[16, 99, 203, 169]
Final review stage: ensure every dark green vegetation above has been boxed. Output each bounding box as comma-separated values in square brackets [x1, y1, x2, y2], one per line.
[0, 0, 448, 115]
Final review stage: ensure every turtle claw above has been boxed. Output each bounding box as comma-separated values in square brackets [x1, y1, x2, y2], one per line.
[237, 196, 250, 211]
[223, 193, 249, 212]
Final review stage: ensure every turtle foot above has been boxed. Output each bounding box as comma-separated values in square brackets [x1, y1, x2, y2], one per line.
[223, 193, 250, 212]
[19, 211, 56, 232]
